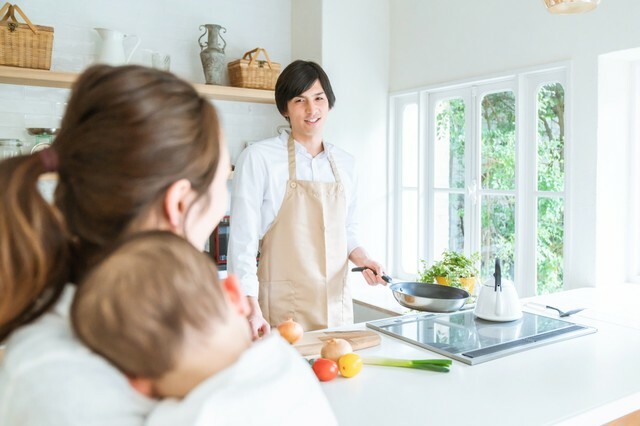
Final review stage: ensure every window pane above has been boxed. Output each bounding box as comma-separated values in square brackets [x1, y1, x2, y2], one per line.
[401, 189, 418, 274]
[402, 104, 419, 187]
[434, 98, 465, 189]
[480, 195, 515, 280]
[537, 197, 564, 294]
[434, 192, 465, 256]
[481, 91, 516, 190]
[537, 83, 565, 192]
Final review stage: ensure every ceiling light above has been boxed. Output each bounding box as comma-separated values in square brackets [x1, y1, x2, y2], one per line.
[543, 0, 600, 14]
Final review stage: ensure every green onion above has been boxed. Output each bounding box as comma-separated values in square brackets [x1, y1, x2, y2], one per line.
[362, 357, 452, 373]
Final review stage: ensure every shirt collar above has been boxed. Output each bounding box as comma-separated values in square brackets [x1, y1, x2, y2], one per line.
[278, 129, 331, 159]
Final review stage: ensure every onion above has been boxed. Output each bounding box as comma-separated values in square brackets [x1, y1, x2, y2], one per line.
[277, 318, 304, 344]
[320, 338, 353, 362]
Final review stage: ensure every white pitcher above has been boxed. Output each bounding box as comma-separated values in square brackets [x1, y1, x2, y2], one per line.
[95, 28, 140, 65]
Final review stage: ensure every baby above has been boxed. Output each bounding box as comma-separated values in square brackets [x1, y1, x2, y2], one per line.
[72, 231, 337, 425]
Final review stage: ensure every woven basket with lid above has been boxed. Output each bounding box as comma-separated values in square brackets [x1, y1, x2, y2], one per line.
[0, 2, 54, 70]
[228, 48, 280, 90]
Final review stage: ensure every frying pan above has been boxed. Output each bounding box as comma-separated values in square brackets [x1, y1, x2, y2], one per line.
[351, 266, 470, 313]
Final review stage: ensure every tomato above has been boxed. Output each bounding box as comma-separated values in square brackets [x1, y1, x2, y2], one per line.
[338, 353, 363, 378]
[312, 358, 339, 382]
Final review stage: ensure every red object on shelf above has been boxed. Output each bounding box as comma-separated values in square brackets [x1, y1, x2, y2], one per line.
[206, 215, 259, 267]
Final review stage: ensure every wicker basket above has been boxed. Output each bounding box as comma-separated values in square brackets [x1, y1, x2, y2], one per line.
[0, 3, 54, 70]
[228, 48, 280, 90]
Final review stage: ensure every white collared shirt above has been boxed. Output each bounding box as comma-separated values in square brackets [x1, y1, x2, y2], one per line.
[146, 334, 338, 426]
[228, 130, 362, 297]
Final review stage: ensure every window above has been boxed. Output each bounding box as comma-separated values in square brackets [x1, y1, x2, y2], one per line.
[390, 67, 568, 296]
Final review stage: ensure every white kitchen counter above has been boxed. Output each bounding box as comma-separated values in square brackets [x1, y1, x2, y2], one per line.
[322, 283, 640, 425]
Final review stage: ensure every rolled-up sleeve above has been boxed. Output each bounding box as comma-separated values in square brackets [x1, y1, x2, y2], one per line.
[228, 147, 264, 298]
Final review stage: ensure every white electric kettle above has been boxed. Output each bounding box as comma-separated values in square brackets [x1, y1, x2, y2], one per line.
[474, 258, 522, 322]
[95, 28, 140, 65]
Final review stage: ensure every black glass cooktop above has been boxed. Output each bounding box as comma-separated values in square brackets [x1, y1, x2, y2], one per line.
[367, 310, 596, 365]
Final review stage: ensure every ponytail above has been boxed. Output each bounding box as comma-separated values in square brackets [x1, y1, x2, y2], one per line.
[0, 152, 70, 341]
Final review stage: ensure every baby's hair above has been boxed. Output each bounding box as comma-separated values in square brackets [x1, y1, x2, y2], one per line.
[72, 231, 228, 378]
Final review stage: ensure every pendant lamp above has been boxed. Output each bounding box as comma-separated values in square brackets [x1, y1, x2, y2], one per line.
[543, 0, 600, 14]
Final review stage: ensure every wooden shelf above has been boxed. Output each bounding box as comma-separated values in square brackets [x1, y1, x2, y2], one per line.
[0, 66, 275, 104]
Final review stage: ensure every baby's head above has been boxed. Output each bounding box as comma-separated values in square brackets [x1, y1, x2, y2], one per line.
[72, 231, 251, 398]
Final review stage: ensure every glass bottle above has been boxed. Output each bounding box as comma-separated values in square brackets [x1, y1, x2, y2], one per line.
[0, 139, 23, 160]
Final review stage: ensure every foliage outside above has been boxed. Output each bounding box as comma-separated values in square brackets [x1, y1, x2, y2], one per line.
[433, 83, 565, 294]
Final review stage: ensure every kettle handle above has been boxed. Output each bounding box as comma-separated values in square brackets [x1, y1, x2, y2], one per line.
[124, 34, 141, 64]
[198, 25, 208, 50]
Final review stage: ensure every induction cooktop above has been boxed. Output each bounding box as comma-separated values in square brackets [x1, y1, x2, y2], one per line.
[366, 310, 597, 365]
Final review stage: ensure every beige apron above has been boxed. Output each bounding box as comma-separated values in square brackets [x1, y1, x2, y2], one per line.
[257, 134, 352, 331]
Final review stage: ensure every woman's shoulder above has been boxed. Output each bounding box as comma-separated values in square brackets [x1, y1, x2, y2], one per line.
[0, 293, 155, 425]
[2, 286, 91, 365]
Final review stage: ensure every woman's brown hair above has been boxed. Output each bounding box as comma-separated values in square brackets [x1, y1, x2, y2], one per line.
[0, 65, 222, 340]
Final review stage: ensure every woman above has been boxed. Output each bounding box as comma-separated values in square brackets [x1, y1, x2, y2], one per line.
[0, 65, 230, 425]
[228, 60, 386, 337]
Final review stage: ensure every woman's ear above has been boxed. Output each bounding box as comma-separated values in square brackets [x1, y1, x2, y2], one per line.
[163, 179, 193, 231]
[222, 274, 249, 316]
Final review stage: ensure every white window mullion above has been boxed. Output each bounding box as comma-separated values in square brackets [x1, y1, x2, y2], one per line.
[467, 86, 479, 259]
[517, 73, 537, 297]
[422, 91, 433, 269]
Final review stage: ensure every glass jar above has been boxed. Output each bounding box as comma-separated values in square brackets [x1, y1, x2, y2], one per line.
[0, 139, 23, 160]
[26, 128, 58, 153]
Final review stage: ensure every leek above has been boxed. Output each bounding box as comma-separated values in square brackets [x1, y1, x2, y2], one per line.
[362, 357, 452, 373]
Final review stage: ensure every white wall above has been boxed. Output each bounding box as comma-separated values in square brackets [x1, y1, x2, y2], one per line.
[596, 49, 640, 285]
[320, 0, 390, 266]
[0, 0, 291, 160]
[290, 0, 390, 268]
[389, 0, 640, 288]
[291, 0, 323, 64]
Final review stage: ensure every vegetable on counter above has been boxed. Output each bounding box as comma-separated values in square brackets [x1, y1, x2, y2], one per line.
[277, 318, 304, 344]
[312, 358, 339, 382]
[321, 338, 353, 362]
[338, 353, 363, 378]
[362, 357, 452, 373]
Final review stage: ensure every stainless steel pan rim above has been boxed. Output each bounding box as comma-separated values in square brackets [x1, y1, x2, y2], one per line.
[390, 282, 470, 313]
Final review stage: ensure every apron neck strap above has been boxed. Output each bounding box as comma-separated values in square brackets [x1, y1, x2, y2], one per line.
[287, 133, 343, 183]
[287, 133, 297, 180]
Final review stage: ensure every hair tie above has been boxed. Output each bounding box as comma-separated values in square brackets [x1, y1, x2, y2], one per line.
[38, 148, 59, 172]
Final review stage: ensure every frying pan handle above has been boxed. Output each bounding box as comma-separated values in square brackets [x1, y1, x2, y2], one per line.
[351, 266, 392, 283]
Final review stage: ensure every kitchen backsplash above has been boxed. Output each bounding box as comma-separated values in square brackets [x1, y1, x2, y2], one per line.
[0, 83, 286, 161]
[0, 0, 291, 161]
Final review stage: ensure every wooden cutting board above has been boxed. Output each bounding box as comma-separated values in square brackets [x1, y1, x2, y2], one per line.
[294, 330, 381, 357]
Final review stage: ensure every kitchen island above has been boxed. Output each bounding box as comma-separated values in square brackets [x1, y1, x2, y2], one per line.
[324, 284, 640, 425]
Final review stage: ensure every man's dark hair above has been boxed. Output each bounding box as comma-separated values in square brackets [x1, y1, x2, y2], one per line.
[275, 60, 336, 118]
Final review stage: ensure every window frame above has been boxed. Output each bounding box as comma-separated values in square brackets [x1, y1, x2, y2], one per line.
[389, 64, 570, 296]
[629, 62, 640, 283]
